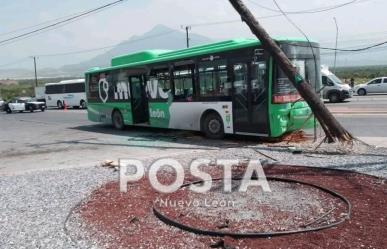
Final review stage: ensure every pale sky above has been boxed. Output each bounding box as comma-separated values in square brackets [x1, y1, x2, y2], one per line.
[0, 0, 386, 71]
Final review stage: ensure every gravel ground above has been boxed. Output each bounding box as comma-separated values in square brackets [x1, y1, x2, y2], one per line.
[0, 167, 116, 249]
[1, 142, 386, 249]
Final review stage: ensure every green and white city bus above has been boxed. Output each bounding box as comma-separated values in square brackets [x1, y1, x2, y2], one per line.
[85, 38, 320, 138]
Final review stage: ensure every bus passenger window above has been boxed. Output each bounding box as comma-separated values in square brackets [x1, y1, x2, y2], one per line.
[199, 62, 231, 98]
[149, 69, 171, 98]
[173, 66, 194, 101]
[251, 62, 267, 106]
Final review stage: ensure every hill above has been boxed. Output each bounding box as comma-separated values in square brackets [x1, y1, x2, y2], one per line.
[0, 25, 212, 79]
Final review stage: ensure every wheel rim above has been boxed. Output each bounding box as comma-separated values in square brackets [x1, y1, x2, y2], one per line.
[114, 113, 123, 128]
[208, 119, 221, 134]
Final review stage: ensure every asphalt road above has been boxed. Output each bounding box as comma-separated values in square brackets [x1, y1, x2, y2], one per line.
[326, 95, 387, 146]
[0, 95, 386, 174]
[326, 94, 387, 111]
[0, 109, 231, 175]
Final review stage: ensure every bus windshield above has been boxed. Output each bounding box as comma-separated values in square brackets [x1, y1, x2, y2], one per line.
[273, 42, 321, 103]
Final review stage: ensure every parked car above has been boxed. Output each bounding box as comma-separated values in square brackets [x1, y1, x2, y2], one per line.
[4, 97, 46, 114]
[354, 77, 387, 95]
[321, 66, 352, 103]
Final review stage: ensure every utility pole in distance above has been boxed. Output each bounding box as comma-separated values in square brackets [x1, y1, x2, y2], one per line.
[31, 56, 38, 87]
[182, 25, 191, 48]
[333, 17, 339, 74]
[228, 0, 352, 143]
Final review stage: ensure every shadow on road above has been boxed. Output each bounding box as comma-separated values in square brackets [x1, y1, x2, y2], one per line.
[66, 124, 264, 150]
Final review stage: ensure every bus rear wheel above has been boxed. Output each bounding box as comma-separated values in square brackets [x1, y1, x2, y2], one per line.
[112, 110, 125, 130]
[202, 112, 224, 139]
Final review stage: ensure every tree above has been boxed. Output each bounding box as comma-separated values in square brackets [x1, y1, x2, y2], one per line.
[229, 0, 353, 143]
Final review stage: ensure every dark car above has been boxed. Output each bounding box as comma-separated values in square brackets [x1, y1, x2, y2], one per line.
[4, 97, 46, 114]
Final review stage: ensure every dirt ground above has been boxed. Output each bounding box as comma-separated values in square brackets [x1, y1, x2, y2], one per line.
[76, 165, 387, 249]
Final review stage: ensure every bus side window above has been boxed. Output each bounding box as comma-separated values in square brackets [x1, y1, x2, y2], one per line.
[251, 61, 266, 102]
[198, 61, 232, 98]
[173, 66, 194, 101]
[149, 69, 171, 99]
[87, 74, 100, 100]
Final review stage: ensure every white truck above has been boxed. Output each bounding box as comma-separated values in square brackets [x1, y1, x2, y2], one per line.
[321, 65, 352, 103]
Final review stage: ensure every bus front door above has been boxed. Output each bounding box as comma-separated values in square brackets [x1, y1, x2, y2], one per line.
[129, 75, 149, 124]
[232, 61, 269, 136]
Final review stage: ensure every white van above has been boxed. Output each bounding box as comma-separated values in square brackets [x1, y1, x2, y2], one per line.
[321, 66, 352, 103]
[45, 79, 87, 109]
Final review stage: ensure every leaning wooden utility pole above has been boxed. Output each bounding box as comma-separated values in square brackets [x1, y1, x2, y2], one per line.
[229, 0, 352, 143]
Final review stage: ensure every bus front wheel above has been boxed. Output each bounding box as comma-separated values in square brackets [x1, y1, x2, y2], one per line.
[112, 110, 125, 130]
[202, 112, 224, 139]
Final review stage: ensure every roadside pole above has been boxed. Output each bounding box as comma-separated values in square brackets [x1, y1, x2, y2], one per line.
[182, 25, 191, 48]
[32, 56, 38, 87]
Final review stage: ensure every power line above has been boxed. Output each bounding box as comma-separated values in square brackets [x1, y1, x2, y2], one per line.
[0, 6, 123, 47]
[0, 30, 177, 68]
[0, 10, 88, 38]
[188, 14, 283, 27]
[272, 0, 318, 142]
[36, 30, 177, 57]
[187, 0, 372, 28]
[248, 0, 370, 14]
[3, 32, 387, 68]
[333, 17, 339, 73]
[297, 40, 387, 52]
[321, 44, 387, 55]
[0, 57, 29, 68]
[0, 0, 126, 46]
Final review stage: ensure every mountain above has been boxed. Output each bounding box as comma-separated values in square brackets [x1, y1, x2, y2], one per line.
[3, 24, 387, 79]
[61, 25, 212, 76]
[0, 25, 213, 79]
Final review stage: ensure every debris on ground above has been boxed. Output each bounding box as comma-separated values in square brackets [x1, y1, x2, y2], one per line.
[100, 160, 119, 171]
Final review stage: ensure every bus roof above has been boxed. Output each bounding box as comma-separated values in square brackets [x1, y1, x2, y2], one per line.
[86, 37, 318, 74]
[45, 79, 85, 86]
